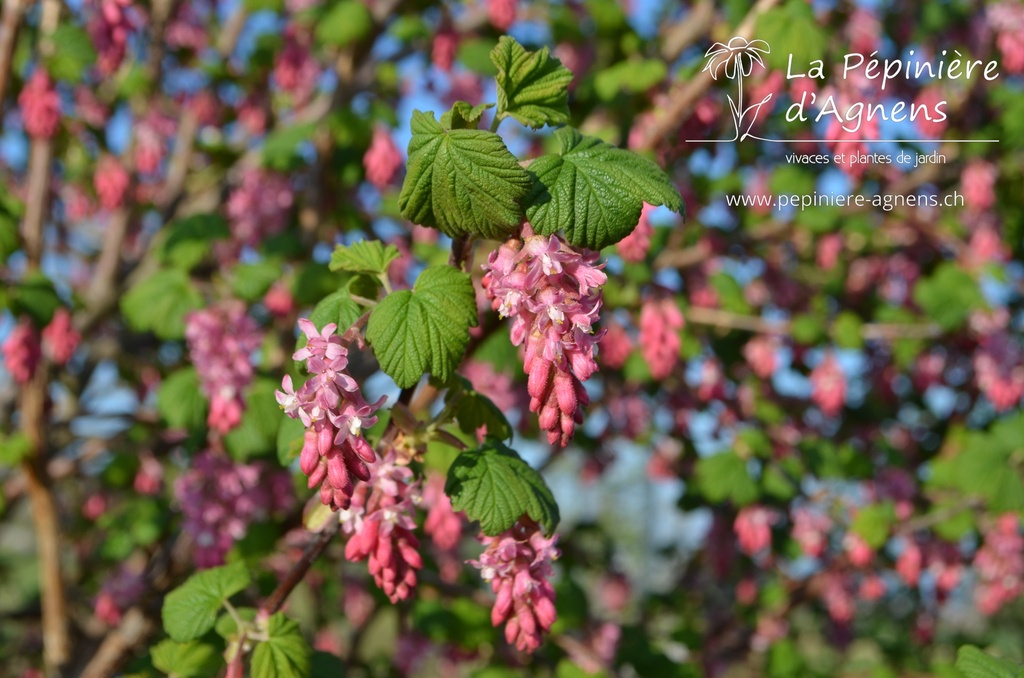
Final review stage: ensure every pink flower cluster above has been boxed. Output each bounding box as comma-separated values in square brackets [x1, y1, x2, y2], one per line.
[185, 302, 261, 434]
[276, 319, 384, 510]
[2, 319, 41, 384]
[341, 450, 423, 602]
[226, 167, 294, 248]
[482, 225, 606, 446]
[423, 472, 462, 551]
[989, 3, 1024, 73]
[639, 298, 683, 380]
[973, 514, 1024, 615]
[88, 0, 138, 75]
[616, 203, 654, 263]
[363, 127, 403, 190]
[487, 0, 517, 30]
[42, 308, 80, 365]
[743, 335, 777, 379]
[94, 564, 146, 626]
[598, 320, 632, 369]
[974, 332, 1024, 412]
[273, 30, 319, 106]
[18, 71, 61, 139]
[810, 352, 846, 417]
[470, 520, 559, 653]
[174, 451, 294, 567]
[734, 506, 779, 556]
[94, 156, 130, 211]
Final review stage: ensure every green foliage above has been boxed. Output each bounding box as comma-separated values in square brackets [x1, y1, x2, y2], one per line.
[308, 289, 363, 333]
[366, 265, 477, 388]
[445, 440, 560, 536]
[928, 415, 1024, 512]
[251, 613, 312, 678]
[11, 273, 61, 326]
[491, 36, 573, 129]
[263, 122, 318, 171]
[44, 26, 97, 83]
[913, 263, 983, 331]
[161, 562, 251, 642]
[756, 0, 828, 70]
[850, 502, 896, 549]
[231, 262, 281, 302]
[398, 110, 532, 240]
[594, 59, 667, 102]
[315, 0, 373, 48]
[695, 452, 759, 506]
[157, 368, 208, 431]
[955, 645, 1023, 678]
[277, 415, 306, 466]
[151, 639, 222, 677]
[524, 127, 684, 250]
[439, 101, 495, 130]
[0, 432, 32, 467]
[159, 214, 231, 270]
[328, 240, 401, 277]
[121, 269, 204, 339]
[446, 376, 514, 442]
[224, 379, 284, 461]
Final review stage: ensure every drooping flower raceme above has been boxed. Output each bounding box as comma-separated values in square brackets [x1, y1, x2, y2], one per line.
[185, 302, 261, 434]
[340, 450, 422, 602]
[363, 127, 403, 190]
[482, 225, 606, 447]
[174, 451, 294, 568]
[276, 319, 384, 510]
[2, 319, 41, 385]
[639, 297, 683, 380]
[42, 308, 81, 365]
[18, 70, 61, 139]
[470, 520, 560, 653]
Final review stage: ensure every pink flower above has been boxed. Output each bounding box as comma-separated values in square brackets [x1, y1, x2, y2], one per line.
[274, 30, 319, 106]
[638, 298, 683, 380]
[859, 575, 886, 602]
[816, 233, 843, 271]
[743, 335, 777, 379]
[41, 308, 80, 365]
[973, 514, 1023, 615]
[961, 160, 997, 212]
[18, 71, 61, 139]
[263, 281, 296, 317]
[598, 320, 632, 369]
[277, 319, 385, 510]
[94, 156, 130, 211]
[341, 450, 423, 602]
[482, 225, 606, 447]
[791, 506, 831, 558]
[843, 532, 873, 567]
[810, 353, 846, 417]
[423, 472, 463, 551]
[896, 539, 922, 587]
[93, 565, 146, 626]
[363, 127, 403, 190]
[487, 0, 516, 30]
[175, 451, 294, 567]
[734, 506, 778, 556]
[821, 571, 855, 623]
[225, 168, 293, 249]
[470, 520, 559, 654]
[88, 0, 139, 75]
[432, 29, 458, 72]
[974, 333, 1024, 412]
[165, 0, 207, 51]
[185, 302, 262, 434]
[616, 203, 654, 262]
[845, 8, 880, 54]
[913, 86, 948, 138]
[133, 454, 164, 495]
[134, 111, 174, 175]
[2, 319, 41, 385]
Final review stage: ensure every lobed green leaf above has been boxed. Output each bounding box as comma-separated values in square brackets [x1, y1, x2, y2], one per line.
[161, 562, 251, 642]
[491, 36, 573, 129]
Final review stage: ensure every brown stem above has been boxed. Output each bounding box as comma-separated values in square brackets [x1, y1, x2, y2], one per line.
[21, 139, 53, 269]
[78, 608, 152, 678]
[259, 521, 340, 617]
[683, 306, 942, 340]
[0, 0, 26, 117]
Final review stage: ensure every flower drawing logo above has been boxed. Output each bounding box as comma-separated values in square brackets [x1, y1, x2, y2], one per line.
[702, 37, 773, 141]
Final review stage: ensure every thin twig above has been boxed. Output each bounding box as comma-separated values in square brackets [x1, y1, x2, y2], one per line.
[683, 306, 942, 340]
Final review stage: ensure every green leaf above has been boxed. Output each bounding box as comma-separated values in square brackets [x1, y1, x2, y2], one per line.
[262, 123, 317, 171]
[695, 452, 759, 506]
[398, 110, 532, 240]
[913, 263, 983, 331]
[243, 0, 283, 11]
[0, 432, 32, 467]
[850, 502, 896, 549]
[594, 59, 666, 102]
[161, 562, 251, 642]
[831, 311, 864, 349]
[314, 0, 373, 47]
[151, 639, 222, 677]
[328, 240, 401, 276]
[157, 368, 208, 431]
[491, 36, 573, 129]
[756, 0, 828, 71]
[954, 645, 1022, 678]
[277, 415, 306, 466]
[367, 265, 477, 388]
[251, 613, 312, 678]
[214, 606, 257, 639]
[308, 289, 363, 334]
[446, 376, 514, 442]
[310, 651, 347, 678]
[224, 379, 283, 461]
[231, 262, 281, 302]
[12, 273, 61, 326]
[121, 269, 203, 339]
[440, 101, 496, 130]
[44, 26, 96, 83]
[524, 127, 684, 250]
[159, 214, 231, 270]
[445, 440, 560, 536]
